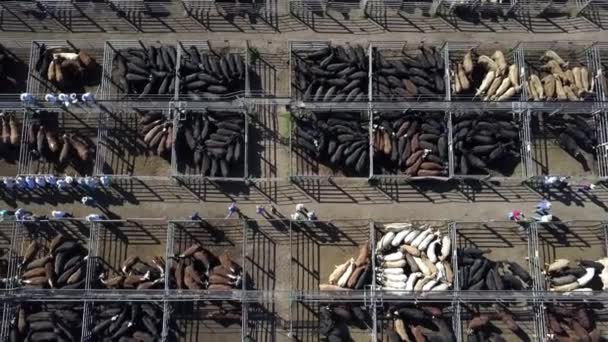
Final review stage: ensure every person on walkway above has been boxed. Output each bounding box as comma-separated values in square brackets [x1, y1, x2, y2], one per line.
[533, 213, 553, 223]
[15, 176, 25, 189]
[86, 214, 103, 221]
[307, 211, 317, 221]
[25, 176, 35, 190]
[291, 211, 306, 221]
[190, 212, 202, 221]
[21, 93, 35, 105]
[64, 175, 74, 185]
[226, 202, 238, 219]
[44, 93, 57, 104]
[295, 203, 307, 214]
[256, 205, 265, 215]
[508, 210, 524, 222]
[0, 209, 13, 221]
[15, 208, 33, 221]
[536, 199, 551, 215]
[84, 176, 98, 190]
[51, 210, 70, 218]
[3, 177, 14, 190]
[56, 178, 68, 191]
[45, 175, 57, 187]
[100, 175, 111, 187]
[35, 175, 46, 188]
[82, 92, 95, 105]
[580, 183, 597, 193]
[543, 175, 558, 187]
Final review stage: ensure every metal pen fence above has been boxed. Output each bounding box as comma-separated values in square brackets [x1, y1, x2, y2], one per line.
[289, 108, 372, 181]
[447, 41, 524, 103]
[0, 41, 31, 100]
[94, 104, 173, 180]
[176, 40, 249, 102]
[17, 107, 100, 177]
[370, 41, 449, 102]
[27, 40, 104, 97]
[528, 107, 607, 179]
[4, 218, 608, 341]
[171, 103, 249, 181]
[100, 40, 178, 102]
[519, 41, 598, 103]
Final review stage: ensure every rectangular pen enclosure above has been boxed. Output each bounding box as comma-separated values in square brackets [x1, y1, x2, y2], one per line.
[520, 41, 597, 102]
[100, 40, 177, 101]
[168, 299, 244, 342]
[88, 219, 167, 291]
[536, 220, 607, 292]
[18, 108, 99, 176]
[290, 41, 370, 102]
[9, 219, 92, 290]
[529, 109, 602, 178]
[371, 41, 448, 101]
[0, 109, 24, 176]
[447, 42, 524, 102]
[452, 110, 528, 180]
[172, 106, 247, 180]
[290, 219, 372, 292]
[95, 105, 174, 178]
[27, 40, 103, 96]
[167, 219, 245, 292]
[375, 302, 459, 342]
[460, 301, 540, 341]
[248, 41, 290, 98]
[290, 109, 371, 179]
[371, 109, 450, 179]
[456, 221, 536, 292]
[0, 41, 30, 98]
[176, 40, 249, 101]
[374, 220, 453, 295]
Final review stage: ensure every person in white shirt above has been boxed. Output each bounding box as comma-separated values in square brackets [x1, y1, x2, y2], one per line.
[58, 93, 70, 107]
[84, 176, 97, 189]
[82, 92, 95, 104]
[25, 176, 35, 189]
[56, 179, 68, 191]
[35, 175, 46, 187]
[86, 214, 102, 221]
[44, 93, 57, 104]
[64, 175, 74, 184]
[69, 93, 78, 104]
[99, 175, 110, 187]
[15, 176, 25, 189]
[3, 177, 14, 189]
[51, 210, 69, 218]
[307, 211, 317, 221]
[291, 212, 306, 221]
[21, 93, 35, 105]
[45, 175, 57, 186]
[15, 208, 32, 221]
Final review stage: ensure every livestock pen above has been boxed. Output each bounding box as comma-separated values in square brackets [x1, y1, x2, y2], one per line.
[27, 40, 103, 97]
[446, 41, 524, 102]
[0, 108, 24, 177]
[176, 40, 250, 102]
[17, 108, 99, 177]
[0, 41, 30, 98]
[100, 40, 178, 102]
[529, 108, 608, 179]
[95, 104, 174, 179]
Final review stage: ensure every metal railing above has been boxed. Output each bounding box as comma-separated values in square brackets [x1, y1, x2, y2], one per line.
[4, 218, 608, 341]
